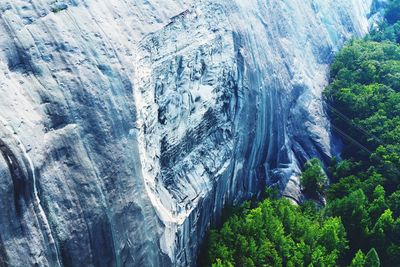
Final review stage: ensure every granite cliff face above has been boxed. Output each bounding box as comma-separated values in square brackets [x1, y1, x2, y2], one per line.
[0, 0, 373, 266]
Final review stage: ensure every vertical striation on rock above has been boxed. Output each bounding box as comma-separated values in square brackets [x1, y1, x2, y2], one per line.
[0, 0, 373, 266]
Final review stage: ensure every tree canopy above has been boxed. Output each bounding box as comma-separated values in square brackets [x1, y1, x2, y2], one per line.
[205, 3, 400, 266]
[300, 158, 328, 198]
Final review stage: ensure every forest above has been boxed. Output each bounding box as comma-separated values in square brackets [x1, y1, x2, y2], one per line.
[206, 1, 400, 266]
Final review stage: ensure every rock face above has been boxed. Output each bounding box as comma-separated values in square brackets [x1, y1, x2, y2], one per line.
[0, 0, 373, 266]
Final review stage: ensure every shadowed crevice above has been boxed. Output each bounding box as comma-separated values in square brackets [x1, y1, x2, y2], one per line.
[0, 138, 32, 216]
[0, 233, 8, 267]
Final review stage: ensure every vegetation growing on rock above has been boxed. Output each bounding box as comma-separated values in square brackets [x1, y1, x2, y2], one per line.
[206, 1, 400, 266]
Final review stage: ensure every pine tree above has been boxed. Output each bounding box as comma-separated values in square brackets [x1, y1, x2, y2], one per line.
[365, 248, 380, 267]
[350, 250, 366, 267]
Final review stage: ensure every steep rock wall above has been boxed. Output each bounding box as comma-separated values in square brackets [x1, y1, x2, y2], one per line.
[0, 0, 372, 266]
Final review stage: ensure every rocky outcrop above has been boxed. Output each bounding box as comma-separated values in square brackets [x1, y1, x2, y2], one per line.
[0, 0, 373, 266]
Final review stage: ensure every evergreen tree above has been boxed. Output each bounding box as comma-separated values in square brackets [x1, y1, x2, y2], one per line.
[365, 248, 380, 267]
[300, 158, 328, 198]
[350, 250, 366, 267]
[205, 3, 400, 266]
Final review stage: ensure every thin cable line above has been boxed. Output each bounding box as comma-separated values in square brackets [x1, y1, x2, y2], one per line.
[325, 100, 400, 177]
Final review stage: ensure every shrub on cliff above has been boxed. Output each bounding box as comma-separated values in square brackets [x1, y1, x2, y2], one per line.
[300, 158, 328, 198]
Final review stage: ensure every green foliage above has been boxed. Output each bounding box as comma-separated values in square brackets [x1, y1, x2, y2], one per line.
[207, 198, 347, 267]
[369, 21, 400, 44]
[365, 248, 381, 267]
[369, 0, 400, 44]
[211, 259, 233, 267]
[385, 0, 400, 25]
[205, 4, 400, 267]
[300, 158, 328, 198]
[349, 250, 366, 267]
[388, 190, 400, 217]
[322, 4, 400, 264]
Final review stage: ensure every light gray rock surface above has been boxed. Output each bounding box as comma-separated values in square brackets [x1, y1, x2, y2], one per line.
[0, 0, 373, 266]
